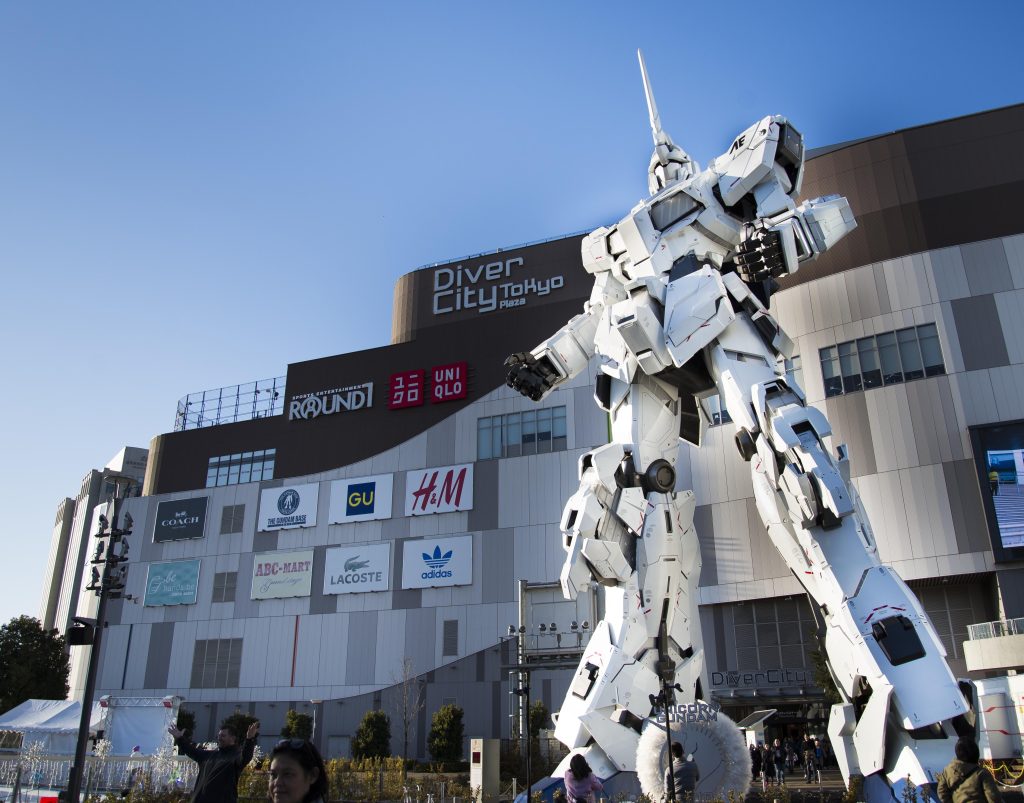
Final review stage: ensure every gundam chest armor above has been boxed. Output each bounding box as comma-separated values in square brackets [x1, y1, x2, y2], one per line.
[505, 52, 973, 803]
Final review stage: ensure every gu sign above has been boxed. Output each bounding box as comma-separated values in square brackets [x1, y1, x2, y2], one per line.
[328, 474, 393, 523]
[405, 464, 473, 516]
[258, 483, 319, 531]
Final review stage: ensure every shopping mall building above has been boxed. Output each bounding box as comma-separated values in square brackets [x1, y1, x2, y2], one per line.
[42, 103, 1024, 758]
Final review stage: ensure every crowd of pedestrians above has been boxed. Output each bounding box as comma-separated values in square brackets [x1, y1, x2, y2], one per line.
[749, 733, 831, 789]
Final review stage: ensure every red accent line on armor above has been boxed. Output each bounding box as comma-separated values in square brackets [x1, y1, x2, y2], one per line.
[683, 322, 712, 343]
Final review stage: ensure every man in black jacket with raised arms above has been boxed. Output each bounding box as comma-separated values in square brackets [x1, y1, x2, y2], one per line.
[168, 719, 260, 803]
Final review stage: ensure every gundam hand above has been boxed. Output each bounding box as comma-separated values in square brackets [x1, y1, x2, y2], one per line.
[505, 351, 562, 401]
[733, 221, 789, 282]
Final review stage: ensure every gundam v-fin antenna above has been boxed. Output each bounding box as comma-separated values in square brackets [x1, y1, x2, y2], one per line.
[638, 49, 669, 156]
[637, 49, 695, 190]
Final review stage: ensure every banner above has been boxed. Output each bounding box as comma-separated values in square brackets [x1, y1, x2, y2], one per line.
[323, 544, 391, 594]
[329, 475, 393, 523]
[258, 483, 319, 531]
[153, 497, 208, 542]
[404, 464, 473, 516]
[144, 560, 201, 606]
[401, 535, 472, 589]
[251, 549, 314, 600]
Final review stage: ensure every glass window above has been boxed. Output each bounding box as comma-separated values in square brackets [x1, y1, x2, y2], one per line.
[477, 419, 492, 460]
[820, 346, 843, 397]
[857, 337, 882, 389]
[506, 414, 522, 458]
[838, 341, 862, 393]
[917, 323, 945, 377]
[553, 407, 567, 451]
[877, 332, 903, 385]
[522, 411, 537, 455]
[897, 327, 924, 380]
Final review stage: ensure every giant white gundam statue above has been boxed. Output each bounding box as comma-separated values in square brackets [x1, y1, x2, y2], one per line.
[505, 52, 973, 802]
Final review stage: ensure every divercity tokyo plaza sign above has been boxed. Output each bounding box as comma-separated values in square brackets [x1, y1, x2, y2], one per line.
[431, 257, 565, 315]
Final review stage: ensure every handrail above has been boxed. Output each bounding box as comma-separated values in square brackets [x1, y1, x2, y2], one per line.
[967, 618, 1024, 641]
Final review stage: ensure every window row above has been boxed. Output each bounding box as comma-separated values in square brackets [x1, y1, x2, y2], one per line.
[206, 449, 276, 488]
[820, 324, 944, 398]
[477, 406, 567, 460]
[191, 638, 243, 689]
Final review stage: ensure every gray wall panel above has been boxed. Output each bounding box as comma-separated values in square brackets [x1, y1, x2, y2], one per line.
[232, 552, 259, 618]
[693, 504, 716, 586]
[996, 569, 1024, 619]
[391, 537, 422, 610]
[253, 532, 279, 552]
[825, 394, 877, 477]
[310, 545, 338, 615]
[162, 604, 189, 622]
[481, 529, 515, 604]
[404, 608, 437, 673]
[344, 611, 378, 685]
[962, 239, 1014, 296]
[747, 496, 789, 581]
[425, 416, 458, 467]
[951, 295, 1010, 371]
[467, 459, 499, 532]
[144, 621, 174, 689]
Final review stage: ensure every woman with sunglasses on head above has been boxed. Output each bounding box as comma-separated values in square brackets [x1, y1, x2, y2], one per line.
[269, 739, 329, 803]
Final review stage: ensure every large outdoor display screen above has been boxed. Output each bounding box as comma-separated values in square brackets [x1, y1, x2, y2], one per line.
[969, 420, 1024, 561]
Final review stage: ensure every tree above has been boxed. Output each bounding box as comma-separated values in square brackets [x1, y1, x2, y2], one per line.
[352, 709, 391, 759]
[281, 709, 313, 741]
[810, 648, 842, 705]
[0, 616, 69, 714]
[391, 657, 425, 765]
[220, 710, 258, 742]
[427, 704, 464, 765]
[176, 709, 196, 739]
[528, 700, 549, 739]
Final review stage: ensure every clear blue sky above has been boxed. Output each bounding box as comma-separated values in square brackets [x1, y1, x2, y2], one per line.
[0, 1, 1021, 627]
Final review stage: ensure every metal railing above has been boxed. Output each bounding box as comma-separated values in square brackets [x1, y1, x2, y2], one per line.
[174, 376, 286, 431]
[967, 618, 1024, 641]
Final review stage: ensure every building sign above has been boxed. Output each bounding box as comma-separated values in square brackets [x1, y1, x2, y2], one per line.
[288, 381, 373, 420]
[432, 257, 565, 316]
[388, 370, 424, 409]
[144, 560, 201, 606]
[153, 497, 208, 542]
[251, 549, 314, 599]
[710, 668, 812, 689]
[258, 483, 319, 531]
[324, 544, 391, 594]
[329, 475, 393, 523]
[401, 535, 472, 589]
[431, 362, 467, 403]
[404, 464, 473, 516]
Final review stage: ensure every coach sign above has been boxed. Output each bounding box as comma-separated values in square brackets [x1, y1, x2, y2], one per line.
[153, 497, 208, 542]
[258, 483, 319, 531]
[251, 549, 314, 600]
[324, 544, 391, 594]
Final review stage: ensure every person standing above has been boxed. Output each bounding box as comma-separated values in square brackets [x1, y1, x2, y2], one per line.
[772, 738, 786, 786]
[268, 739, 329, 803]
[750, 743, 762, 781]
[989, 469, 1000, 496]
[564, 753, 604, 803]
[936, 737, 1001, 803]
[664, 742, 700, 800]
[168, 720, 260, 803]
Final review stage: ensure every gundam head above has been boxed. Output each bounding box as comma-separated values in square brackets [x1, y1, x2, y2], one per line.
[638, 50, 698, 194]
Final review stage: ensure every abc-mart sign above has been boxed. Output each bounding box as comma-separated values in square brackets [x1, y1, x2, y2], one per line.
[258, 483, 319, 531]
[328, 474, 393, 523]
[401, 535, 472, 589]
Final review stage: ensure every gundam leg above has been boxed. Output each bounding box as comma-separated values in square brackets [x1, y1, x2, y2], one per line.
[705, 308, 971, 801]
[553, 372, 705, 777]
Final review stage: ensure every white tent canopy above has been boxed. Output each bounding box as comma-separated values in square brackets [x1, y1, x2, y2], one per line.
[0, 699, 105, 755]
[0, 697, 178, 755]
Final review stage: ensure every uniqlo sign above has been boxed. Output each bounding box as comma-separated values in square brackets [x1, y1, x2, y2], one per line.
[431, 362, 467, 403]
[389, 370, 424, 409]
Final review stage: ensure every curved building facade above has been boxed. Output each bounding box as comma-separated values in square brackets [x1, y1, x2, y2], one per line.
[62, 103, 1024, 756]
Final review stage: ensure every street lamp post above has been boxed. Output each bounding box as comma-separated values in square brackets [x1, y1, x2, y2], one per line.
[66, 476, 134, 803]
